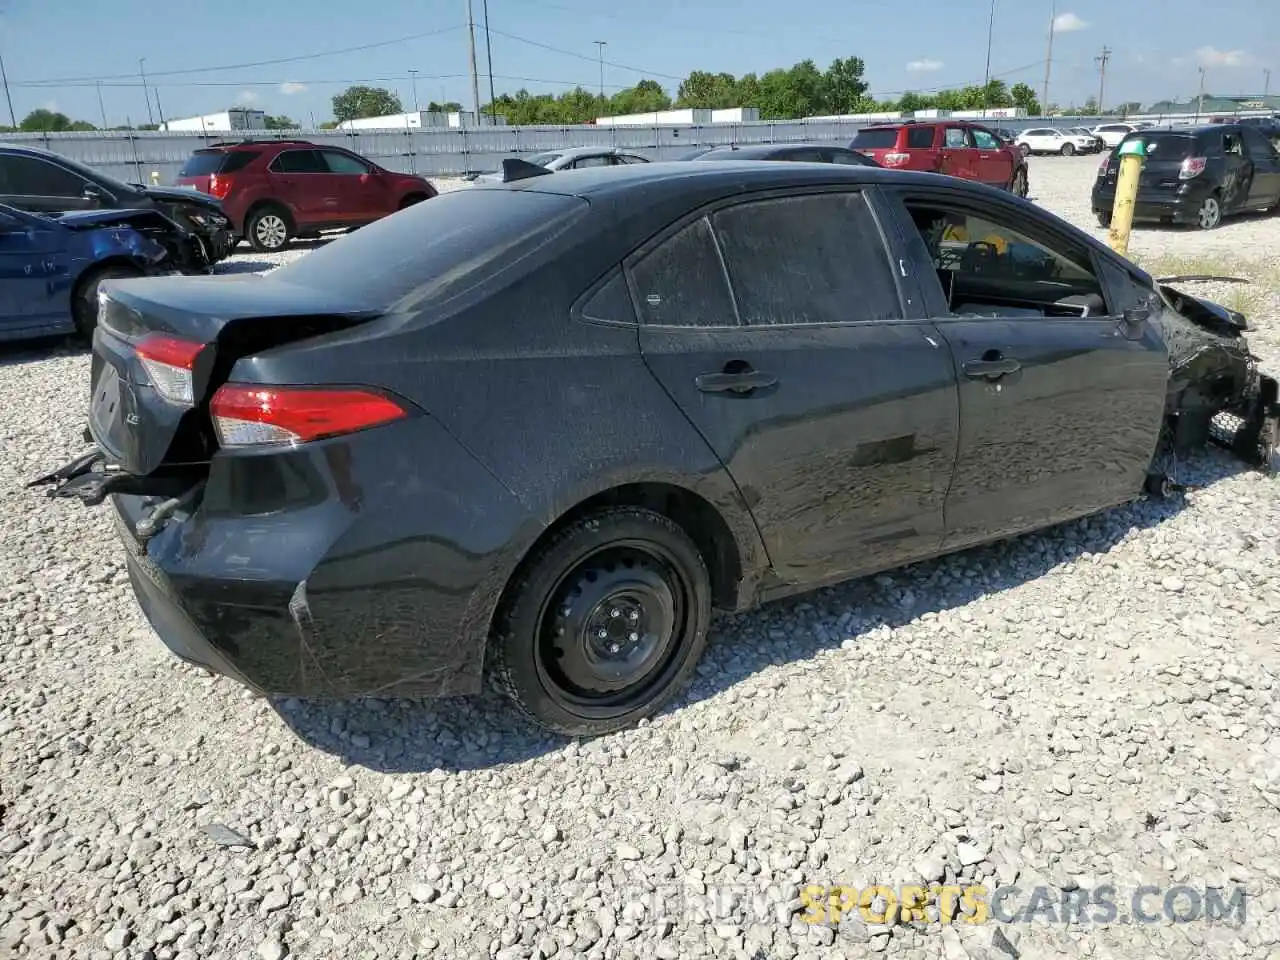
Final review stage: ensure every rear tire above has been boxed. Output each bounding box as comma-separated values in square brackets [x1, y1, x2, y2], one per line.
[1019, 143, 1031, 158]
[72, 264, 141, 340]
[1095, 210, 1113, 228]
[246, 205, 292, 252]
[489, 506, 713, 736]
[1061, 142, 1076, 157]
[1011, 167, 1029, 198]
[1195, 194, 1223, 230]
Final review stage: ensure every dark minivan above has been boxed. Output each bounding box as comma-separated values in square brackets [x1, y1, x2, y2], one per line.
[1092, 124, 1280, 230]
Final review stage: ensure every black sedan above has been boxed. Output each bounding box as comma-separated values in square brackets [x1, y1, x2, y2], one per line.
[689, 142, 879, 165]
[33, 161, 1280, 735]
[0, 144, 232, 267]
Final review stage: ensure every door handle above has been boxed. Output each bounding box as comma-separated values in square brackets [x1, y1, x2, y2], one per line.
[962, 356, 1022, 380]
[695, 367, 778, 394]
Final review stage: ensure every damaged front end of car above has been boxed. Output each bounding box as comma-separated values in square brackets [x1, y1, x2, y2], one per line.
[56, 207, 215, 275]
[1147, 277, 1280, 485]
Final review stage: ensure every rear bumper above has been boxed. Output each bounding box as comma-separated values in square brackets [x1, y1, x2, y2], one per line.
[1092, 182, 1213, 223]
[76, 417, 542, 700]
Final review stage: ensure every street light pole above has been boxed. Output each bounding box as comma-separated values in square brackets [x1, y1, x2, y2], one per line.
[139, 58, 154, 126]
[981, 0, 996, 115]
[1041, 0, 1056, 116]
[409, 68, 419, 112]
[482, 0, 497, 125]
[97, 80, 108, 129]
[594, 41, 607, 100]
[0, 47, 16, 129]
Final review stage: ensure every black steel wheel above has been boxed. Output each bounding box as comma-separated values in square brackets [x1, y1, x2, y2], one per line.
[490, 506, 712, 736]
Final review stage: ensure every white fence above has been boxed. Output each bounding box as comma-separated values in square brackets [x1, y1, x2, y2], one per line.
[3, 111, 1270, 184]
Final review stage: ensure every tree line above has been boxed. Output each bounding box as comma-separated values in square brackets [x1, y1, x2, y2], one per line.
[2, 57, 1155, 133]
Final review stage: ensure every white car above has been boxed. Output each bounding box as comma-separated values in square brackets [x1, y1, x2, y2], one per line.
[1092, 123, 1141, 148]
[474, 146, 649, 182]
[1014, 127, 1098, 156]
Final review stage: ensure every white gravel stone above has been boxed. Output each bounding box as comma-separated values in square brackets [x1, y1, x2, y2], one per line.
[0, 158, 1276, 960]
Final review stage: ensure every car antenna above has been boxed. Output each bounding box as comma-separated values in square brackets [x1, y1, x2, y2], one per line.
[502, 158, 555, 183]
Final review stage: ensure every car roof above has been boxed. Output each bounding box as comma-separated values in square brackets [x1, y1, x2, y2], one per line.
[487, 158, 977, 201]
[695, 142, 850, 158]
[541, 145, 621, 158]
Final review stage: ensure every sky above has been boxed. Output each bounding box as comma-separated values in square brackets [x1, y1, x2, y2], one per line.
[0, 0, 1275, 127]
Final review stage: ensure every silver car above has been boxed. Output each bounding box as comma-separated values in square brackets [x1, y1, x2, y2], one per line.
[474, 146, 648, 182]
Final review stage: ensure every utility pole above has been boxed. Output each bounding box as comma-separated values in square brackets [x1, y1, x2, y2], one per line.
[1264, 68, 1271, 101]
[1196, 66, 1206, 121]
[153, 88, 165, 128]
[408, 68, 420, 112]
[594, 41, 607, 100]
[1095, 45, 1111, 115]
[981, 0, 996, 115]
[482, 0, 497, 125]
[139, 58, 154, 126]
[0, 47, 15, 129]
[465, 0, 481, 126]
[1041, 0, 1056, 116]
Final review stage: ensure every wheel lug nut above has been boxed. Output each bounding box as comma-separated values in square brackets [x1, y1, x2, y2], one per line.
[628, 632, 639, 642]
[610, 608, 621, 618]
[597, 629, 608, 639]
[628, 610, 639, 621]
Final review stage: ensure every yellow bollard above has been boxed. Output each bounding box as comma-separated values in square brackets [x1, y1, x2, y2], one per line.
[1107, 138, 1145, 257]
[150, 171, 161, 186]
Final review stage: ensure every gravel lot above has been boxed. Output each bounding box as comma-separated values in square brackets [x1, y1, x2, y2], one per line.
[3, 158, 1280, 960]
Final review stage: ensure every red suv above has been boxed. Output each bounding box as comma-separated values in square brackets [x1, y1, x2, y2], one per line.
[850, 120, 1029, 197]
[175, 139, 438, 252]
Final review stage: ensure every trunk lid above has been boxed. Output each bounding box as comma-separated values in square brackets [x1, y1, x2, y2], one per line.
[1104, 133, 1199, 190]
[90, 275, 381, 476]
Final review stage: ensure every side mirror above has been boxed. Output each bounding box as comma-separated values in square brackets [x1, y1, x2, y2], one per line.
[82, 184, 109, 205]
[1121, 303, 1150, 340]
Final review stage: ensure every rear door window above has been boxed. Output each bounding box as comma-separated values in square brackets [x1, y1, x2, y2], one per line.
[710, 192, 901, 326]
[628, 217, 739, 327]
[907, 126, 936, 148]
[270, 149, 326, 174]
[320, 150, 371, 174]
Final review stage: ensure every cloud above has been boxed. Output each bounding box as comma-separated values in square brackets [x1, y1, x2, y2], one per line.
[1052, 12, 1088, 32]
[41, 99, 58, 112]
[906, 59, 944, 73]
[280, 81, 308, 95]
[1195, 46, 1250, 67]
[236, 89, 261, 103]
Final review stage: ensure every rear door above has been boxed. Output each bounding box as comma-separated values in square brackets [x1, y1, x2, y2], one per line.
[971, 127, 1013, 187]
[1219, 129, 1253, 212]
[1242, 127, 1280, 208]
[630, 188, 960, 584]
[0, 154, 97, 213]
[938, 126, 979, 180]
[879, 187, 1168, 548]
[267, 149, 330, 224]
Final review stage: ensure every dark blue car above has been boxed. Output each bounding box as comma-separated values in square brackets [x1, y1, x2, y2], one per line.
[0, 201, 184, 343]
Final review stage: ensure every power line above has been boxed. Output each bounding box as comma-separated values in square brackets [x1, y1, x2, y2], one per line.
[12, 73, 642, 91]
[15, 25, 466, 86]
[484, 26, 684, 81]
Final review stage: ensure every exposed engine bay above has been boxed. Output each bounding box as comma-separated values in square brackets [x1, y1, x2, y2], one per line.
[54, 207, 216, 274]
[1149, 278, 1279, 475]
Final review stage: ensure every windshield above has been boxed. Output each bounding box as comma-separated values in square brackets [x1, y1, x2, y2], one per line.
[267, 188, 589, 311]
[525, 152, 563, 168]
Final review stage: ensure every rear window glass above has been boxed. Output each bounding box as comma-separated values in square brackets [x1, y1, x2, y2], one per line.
[851, 129, 900, 148]
[907, 127, 935, 148]
[1127, 133, 1196, 158]
[179, 151, 257, 176]
[267, 188, 590, 310]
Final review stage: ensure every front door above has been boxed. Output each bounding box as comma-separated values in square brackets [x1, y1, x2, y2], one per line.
[1242, 127, 1280, 209]
[629, 188, 960, 584]
[971, 127, 1013, 188]
[882, 188, 1169, 549]
[317, 149, 390, 222]
[938, 126, 979, 181]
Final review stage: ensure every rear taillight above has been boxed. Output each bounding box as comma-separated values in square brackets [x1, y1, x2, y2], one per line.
[882, 152, 910, 167]
[1097, 155, 1111, 177]
[210, 384, 409, 448]
[208, 174, 233, 199]
[1179, 157, 1207, 180]
[135, 334, 205, 405]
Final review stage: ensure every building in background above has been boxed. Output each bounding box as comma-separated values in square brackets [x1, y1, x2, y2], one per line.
[160, 109, 267, 133]
[337, 110, 506, 130]
[595, 107, 760, 127]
